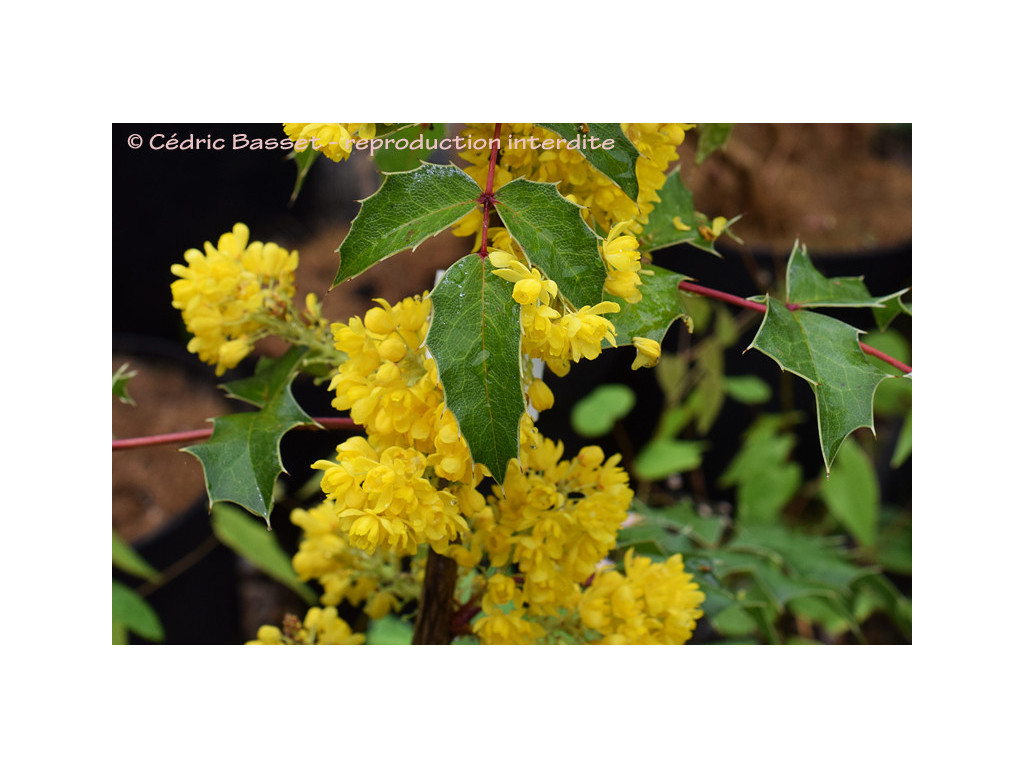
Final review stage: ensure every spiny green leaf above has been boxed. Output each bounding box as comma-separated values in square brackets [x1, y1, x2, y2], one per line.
[873, 291, 912, 331]
[819, 439, 880, 549]
[538, 123, 640, 200]
[183, 346, 316, 525]
[492, 178, 606, 309]
[426, 255, 524, 485]
[112, 581, 164, 642]
[333, 163, 481, 286]
[373, 123, 446, 173]
[749, 298, 891, 473]
[605, 264, 692, 348]
[112, 531, 159, 581]
[695, 123, 734, 164]
[210, 503, 317, 604]
[786, 240, 909, 309]
[571, 384, 635, 438]
[637, 170, 730, 255]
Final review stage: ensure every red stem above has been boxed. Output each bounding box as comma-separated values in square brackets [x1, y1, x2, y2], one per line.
[112, 416, 357, 451]
[478, 122, 502, 260]
[679, 280, 912, 374]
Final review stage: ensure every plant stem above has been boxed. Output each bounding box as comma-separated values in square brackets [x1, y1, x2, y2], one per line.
[477, 122, 502, 260]
[678, 280, 912, 374]
[411, 548, 458, 644]
[111, 417, 357, 451]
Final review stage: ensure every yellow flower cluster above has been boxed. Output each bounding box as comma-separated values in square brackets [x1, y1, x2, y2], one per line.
[170, 223, 298, 375]
[282, 123, 379, 162]
[488, 250, 620, 378]
[313, 437, 469, 557]
[579, 549, 705, 644]
[247, 606, 365, 645]
[457, 123, 692, 235]
[471, 574, 545, 645]
[327, 294, 483, 486]
[453, 418, 634, 633]
[290, 501, 415, 618]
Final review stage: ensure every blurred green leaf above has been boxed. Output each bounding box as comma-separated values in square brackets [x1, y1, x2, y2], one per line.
[891, 410, 912, 468]
[112, 531, 159, 582]
[373, 123, 446, 173]
[720, 416, 802, 525]
[112, 580, 164, 642]
[571, 384, 635, 437]
[365, 614, 414, 645]
[210, 503, 317, 605]
[695, 123, 734, 164]
[723, 375, 773, 405]
[634, 438, 704, 481]
[112, 362, 136, 406]
[820, 439, 880, 549]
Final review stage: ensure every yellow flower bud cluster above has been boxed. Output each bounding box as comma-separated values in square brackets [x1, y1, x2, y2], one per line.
[601, 220, 645, 304]
[471, 574, 546, 644]
[170, 223, 298, 375]
[246, 606, 365, 645]
[457, 123, 692, 236]
[579, 549, 705, 644]
[313, 436, 469, 557]
[282, 123, 378, 162]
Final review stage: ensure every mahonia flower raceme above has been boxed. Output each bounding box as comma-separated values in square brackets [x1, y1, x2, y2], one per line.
[327, 294, 484, 486]
[313, 436, 469, 557]
[602, 219, 644, 304]
[282, 123, 378, 162]
[290, 501, 411, 618]
[579, 549, 705, 644]
[170, 222, 298, 375]
[246, 606, 365, 645]
[472, 574, 547, 644]
[452, 417, 634, 621]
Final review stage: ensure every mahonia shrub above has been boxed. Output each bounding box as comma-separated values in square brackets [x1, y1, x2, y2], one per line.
[169, 122, 740, 644]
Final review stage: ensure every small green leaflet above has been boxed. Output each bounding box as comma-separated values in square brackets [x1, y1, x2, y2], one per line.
[873, 291, 912, 332]
[695, 123, 734, 164]
[288, 145, 319, 206]
[492, 178, 606, 309]
[605, 264, 692, 348]
[333, 163, 481, 286]
[786, 241, 909, 310]
[426, 255, 524, 485]
[183, 346, 316, 525]
[112, 531, 159, 581]
[749, 298, 890, 473]
[637, 170, 734, 255]
[538, 123, 640, 200]
[112, 580, 164, 643]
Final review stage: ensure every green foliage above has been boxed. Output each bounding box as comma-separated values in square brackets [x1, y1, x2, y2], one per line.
[638, 170, 734, 254]
[210, 502, 317, 604]
[695, 123, 734, 164]
[112, 580, 164, 643]
[605, 264, 692, 347]
[287, 145, 318, 205]
[183, 346, 316, 524]
[634, 439, 705, 480]
[749, 297, 890, 473]
[819, 439, 880, 549]
[538, 123, 640, 200]
[492, 178, 607, 308]
[426, 255, 524, 484]
[112, 531, 158, 581]
[365, 614, 415, 645]
[373, 123, 446, 173]
[333, 163, 481, 286]
[112, 362, 136, 406]
[719, 416, 802, 525]
[571, 383, 635, 438]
